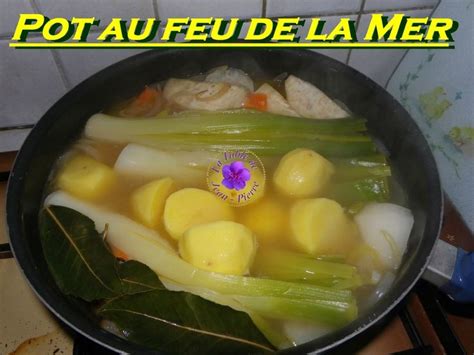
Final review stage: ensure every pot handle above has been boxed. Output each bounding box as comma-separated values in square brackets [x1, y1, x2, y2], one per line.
[422, 198, 474, 303]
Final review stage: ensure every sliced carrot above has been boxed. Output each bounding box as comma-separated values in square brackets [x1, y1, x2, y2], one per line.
[121, 86, 163, 117]
[136, 86, 159, 105]
[110, 245, 129, 261]
[244, 93, 268, 111]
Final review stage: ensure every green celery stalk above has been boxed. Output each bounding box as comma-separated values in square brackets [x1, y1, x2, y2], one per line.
[126, 134, 377, 157]
[326, 177, 390, 204]
[161, 277, 356, 331]
[315, 255, 347, 263]
[333, 155, 391, 181]
[295, 277, 363, 290]
[84, 111, 378, 157]
[332, 155, 388, 167]
[334, 165, 391, 181]
[170, 109, 369, 135]
[329, 275, 364, 290]
[235, 296, 358, 327]
[252, 249, 358, 283]
[86, 112, 368, 137]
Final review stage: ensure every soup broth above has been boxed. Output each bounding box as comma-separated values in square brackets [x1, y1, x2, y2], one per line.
[40, 67, 414, 352]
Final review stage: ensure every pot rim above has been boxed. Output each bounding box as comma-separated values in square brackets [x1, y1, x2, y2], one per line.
[6, 48, 443, 354]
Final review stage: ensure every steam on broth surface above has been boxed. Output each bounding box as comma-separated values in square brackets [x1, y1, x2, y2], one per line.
[40, 66, 414, 352]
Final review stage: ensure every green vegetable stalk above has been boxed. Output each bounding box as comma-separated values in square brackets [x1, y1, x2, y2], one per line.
[252, 249, 359, 287]
[84, 111, 376, 157]
[333, 155, 391, 181]
[45, 191, 358, 327]
[326, 177, 390, 204]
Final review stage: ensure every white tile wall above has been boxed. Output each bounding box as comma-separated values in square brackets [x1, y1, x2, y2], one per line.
[0, 0, 34, 36]
[266, 0, 362, 17]
[364, 0, 438, 11]
[35, 0, 156, 25]
[1, 0, 440, 152]
[157, 0, 262, 20]
[348, 9, 432, 87]
[0, 38, 66, 127]
[299, 15, 357, 63]
[0, 128, 31, 152]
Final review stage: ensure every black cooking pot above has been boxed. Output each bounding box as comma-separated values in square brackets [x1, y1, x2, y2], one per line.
[6, 49, 442, 354]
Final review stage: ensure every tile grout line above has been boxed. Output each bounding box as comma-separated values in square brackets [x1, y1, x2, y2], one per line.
[28, 0, 72, 90]
[261, 0, 267, 17]
[383, 1, 439, 89]
[382, 50, 408, 89]
[0, 125, 34, 132]
[360, 4, 437, 14]
[27, 0, 41, 14]
[346, 0, 366, 65]
[152, 0, 160, 19]
[49, 48, 72, 90]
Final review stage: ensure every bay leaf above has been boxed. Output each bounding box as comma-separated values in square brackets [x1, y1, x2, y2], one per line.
[39, 206, 123, 301]
[98, 290, 275, 354]
[118, 260, 165, 295]
[40, 207, 275, 352]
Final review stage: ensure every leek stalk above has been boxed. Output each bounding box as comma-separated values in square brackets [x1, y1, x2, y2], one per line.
[327, 177, 390, 204]
[45, 191, 357, 326]
[333, 155, 391, 181]
[84, 111, 376, 157]
[252, 249, 359, 286]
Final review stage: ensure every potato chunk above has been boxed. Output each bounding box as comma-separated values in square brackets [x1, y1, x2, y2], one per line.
[130, 177, 176, 229]
[290, 198, 357, 255]
[164, 188, 234, 240]
[179, 221, 257, 275]
[273, 148, 334, 197]
[238, 198, 288, 244]
[57, 154, 116, 201]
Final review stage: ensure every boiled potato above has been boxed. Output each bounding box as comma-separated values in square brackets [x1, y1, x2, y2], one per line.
[239, 198, 287, 244]
[179, 221, 257, 275]
[130, 177, 176, 229]
[290, 198, 357, 255]
[57, 154, 116, 201]
[164, 188, 234, 240]
[273, 149, 334, 197]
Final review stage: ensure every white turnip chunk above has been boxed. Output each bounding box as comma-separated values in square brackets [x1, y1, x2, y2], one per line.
[355, 203, 414, 270]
